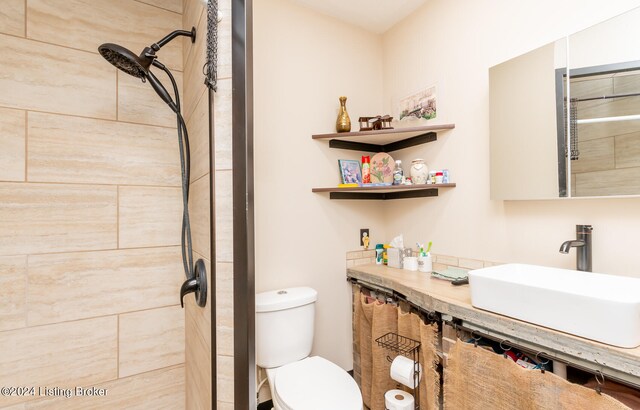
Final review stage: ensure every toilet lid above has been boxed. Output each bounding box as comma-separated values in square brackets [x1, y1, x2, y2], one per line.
[275, 356, 362, 410]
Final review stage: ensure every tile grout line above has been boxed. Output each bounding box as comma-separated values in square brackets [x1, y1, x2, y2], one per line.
[117, 313, 120, 379]
[23, 0, 27, 38]
[0, 303, 183, 335]
[116, 185, 120, 249]
[132, 0, 182, 16]
[0, 244, 183, 258]
[1, 105, 182, 131]
[24, 254, 29, 329]
[116, 71, 119, 122]
[24, 110, 28, 182]
[0, 180, 182, 189]
[0, 32, 185, 72]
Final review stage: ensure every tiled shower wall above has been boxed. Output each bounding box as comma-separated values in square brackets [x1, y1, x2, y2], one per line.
[571, 72, 640, 196]
[182, 0, 234, 408]
[0, 1, 186, 408]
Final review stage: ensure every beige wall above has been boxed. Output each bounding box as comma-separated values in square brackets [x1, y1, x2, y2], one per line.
[254, 0, 387, 372]
[382, 0, 640, 279]
[183, 0, 234, 408]
[0, 0, 185, 408]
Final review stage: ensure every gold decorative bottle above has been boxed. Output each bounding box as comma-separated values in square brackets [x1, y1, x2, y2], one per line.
[336, 96, 351, 133]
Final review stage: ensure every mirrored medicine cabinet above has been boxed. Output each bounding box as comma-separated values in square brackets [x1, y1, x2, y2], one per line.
[490, 7, 640, 200]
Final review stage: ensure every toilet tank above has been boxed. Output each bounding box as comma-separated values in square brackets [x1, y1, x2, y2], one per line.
[256, 287, 318, 369]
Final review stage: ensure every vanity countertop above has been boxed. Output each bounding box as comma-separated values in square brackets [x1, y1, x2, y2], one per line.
[347, 264, 640, 387]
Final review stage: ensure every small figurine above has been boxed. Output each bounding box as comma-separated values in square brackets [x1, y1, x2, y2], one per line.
[358, 115, 394, 131]
[362, 231, 370, 250]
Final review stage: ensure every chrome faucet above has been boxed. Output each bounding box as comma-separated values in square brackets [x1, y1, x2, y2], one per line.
[559, 225, 593, 272]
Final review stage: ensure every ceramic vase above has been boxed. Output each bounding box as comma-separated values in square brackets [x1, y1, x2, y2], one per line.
[410, 159, 428, 184]
[336, 96, 351, 133]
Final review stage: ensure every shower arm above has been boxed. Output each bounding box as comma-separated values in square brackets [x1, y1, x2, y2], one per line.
[152, 28, 196, 51]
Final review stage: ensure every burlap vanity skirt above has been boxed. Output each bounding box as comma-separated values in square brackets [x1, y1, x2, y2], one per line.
[354, 291, 633, 410]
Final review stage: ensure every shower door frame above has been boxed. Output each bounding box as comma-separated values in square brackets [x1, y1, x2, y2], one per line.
[231, 0, 256, 408]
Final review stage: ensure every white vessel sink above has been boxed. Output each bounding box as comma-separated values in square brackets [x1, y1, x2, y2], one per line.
[468, 264, 640, 348]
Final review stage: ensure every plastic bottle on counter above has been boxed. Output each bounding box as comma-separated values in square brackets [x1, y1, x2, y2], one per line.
[362, 155, 371, 184]
[392, 160, 404, 185]
[375, 244, 384, 265]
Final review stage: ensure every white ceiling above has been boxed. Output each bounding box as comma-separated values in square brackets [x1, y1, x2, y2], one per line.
[289, 0, 429, 34]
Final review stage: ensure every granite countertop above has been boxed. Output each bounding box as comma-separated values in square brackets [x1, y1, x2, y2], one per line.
[347, 264, 640, 387]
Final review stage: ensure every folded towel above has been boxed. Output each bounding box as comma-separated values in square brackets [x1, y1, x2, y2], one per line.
[431, 267, 468, 281]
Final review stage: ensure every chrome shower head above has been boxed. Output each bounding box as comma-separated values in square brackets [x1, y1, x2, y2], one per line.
[98, 43, 152, 79]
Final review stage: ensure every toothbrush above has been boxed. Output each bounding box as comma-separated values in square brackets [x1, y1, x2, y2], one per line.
[426, 241, 432, 255]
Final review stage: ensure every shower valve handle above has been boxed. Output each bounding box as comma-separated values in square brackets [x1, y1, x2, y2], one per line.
[180, 259, 207, 308]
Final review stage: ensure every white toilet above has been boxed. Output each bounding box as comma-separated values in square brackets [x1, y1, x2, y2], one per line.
[256, 287, 363, 410]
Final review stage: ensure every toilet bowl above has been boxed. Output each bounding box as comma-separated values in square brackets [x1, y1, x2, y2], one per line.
[266, 356, 362, 410]
[256, 287, 363, 410]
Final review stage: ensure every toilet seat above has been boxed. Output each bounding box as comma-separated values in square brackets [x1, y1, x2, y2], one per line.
[274, 356, 362, 410]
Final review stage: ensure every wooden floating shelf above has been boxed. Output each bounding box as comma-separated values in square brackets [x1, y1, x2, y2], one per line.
[312, 124, 455, 153]
[312, 183, 456, 200]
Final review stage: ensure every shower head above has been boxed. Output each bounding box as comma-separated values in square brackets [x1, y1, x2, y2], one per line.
[98, 28, 196, 114]
[98, 43, 152, 79]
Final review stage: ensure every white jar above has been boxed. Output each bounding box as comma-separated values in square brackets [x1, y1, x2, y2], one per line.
[410, 159, 428, 185]
[418, 254, 432, 273]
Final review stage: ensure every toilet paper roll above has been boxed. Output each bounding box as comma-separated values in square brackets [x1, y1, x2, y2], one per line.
[385, 389, 414, 410]
[390, 355, 422, 388]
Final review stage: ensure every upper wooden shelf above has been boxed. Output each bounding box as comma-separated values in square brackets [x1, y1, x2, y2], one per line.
[312, 124, 455, 152]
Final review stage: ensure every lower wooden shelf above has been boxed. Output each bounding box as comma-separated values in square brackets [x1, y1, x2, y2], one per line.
[312, 183, 456, 200]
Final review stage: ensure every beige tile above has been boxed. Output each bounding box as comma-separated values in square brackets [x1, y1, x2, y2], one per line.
[0, 183, 117, 256]
[0, 317, 118, 406]
[118, 69, 184, 128]
[576, 120, 640, 142]
[435, 255, 458, 266]
[183, 8, 207, 120]
[217, 355, 234, 404]
[189, 174, 211, 257]
[432, 263, 447, 273]
[27, 247, 183, 326]
[187, 90, 210, 181]
[216, 262, 233, 355]
[182, 0, 205, 66]
[217, 7, 232, 80]
[570, 76, 613, 99]
[613, 73, 640, 94]
[0, 256, 27, 331]
[0, 0, 24, 37]
[346, 251, 363, 260]
[615, 132, 640, 169]
[570, 137, 614, 174]
[0, 34, 115, 119]
[28, 112, 180, 186]
[217, 402, 234, 410]
[27, 0, 183, 71]
[119, 186, 182, 248]
[186, 253, 212, 410]
[483, 261, 502, 268]
[26, 365, 185, 410]
[458, 258, 484, 270]
[215, 170, 233, 262]
[575, 167, 640, 197]
[214, 79, 232, 171]
[577, 96, 640, 125]
[0, 107, 25, 182]
[119, 306, 185, 377]
[136, 0, 183, 13]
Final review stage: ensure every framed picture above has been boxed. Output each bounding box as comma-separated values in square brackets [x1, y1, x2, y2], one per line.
[399, 85, 437, 121]
[338, 159, 362, 184]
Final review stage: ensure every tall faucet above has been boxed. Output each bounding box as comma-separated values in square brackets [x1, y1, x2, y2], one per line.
[559, 225, 593, 272]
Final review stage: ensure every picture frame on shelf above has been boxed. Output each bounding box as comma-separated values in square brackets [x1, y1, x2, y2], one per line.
[399, 84, 437, 121]
[338, 159, 362, 184]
